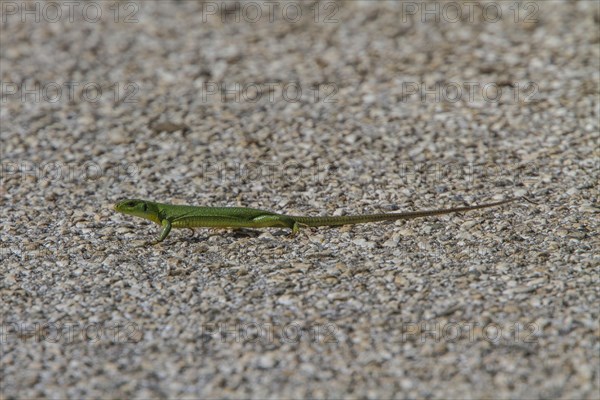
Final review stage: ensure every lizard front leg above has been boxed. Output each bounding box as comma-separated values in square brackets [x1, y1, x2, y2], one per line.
[151, 219, 172, 245]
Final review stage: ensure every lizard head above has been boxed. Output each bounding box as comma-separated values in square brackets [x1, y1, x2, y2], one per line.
[114, 199, 160, 223]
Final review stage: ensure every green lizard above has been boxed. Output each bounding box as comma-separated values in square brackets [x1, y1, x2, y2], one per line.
[114, 197, 534, 245]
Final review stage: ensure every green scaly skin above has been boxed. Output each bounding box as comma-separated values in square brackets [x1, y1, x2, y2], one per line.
[113, 197, 535, 245]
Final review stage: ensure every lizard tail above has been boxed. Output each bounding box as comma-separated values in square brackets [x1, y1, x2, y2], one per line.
[288, 197, 522, 227]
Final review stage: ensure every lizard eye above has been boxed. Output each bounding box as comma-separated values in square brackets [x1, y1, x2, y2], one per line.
[126, 201, 137, 207]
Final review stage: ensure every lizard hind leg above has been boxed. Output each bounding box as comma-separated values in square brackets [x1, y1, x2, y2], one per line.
[290, 221, 310, 236]
[291, 222, 300, 236]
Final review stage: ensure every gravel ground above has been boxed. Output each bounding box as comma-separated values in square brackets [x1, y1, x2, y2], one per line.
[1, 1, 598, 398]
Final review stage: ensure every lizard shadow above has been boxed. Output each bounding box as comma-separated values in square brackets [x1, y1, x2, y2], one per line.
[178, 228, 266, 243]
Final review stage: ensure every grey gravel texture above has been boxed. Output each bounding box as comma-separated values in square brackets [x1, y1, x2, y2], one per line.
[1, 1, 599, 398]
